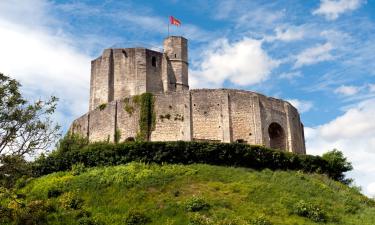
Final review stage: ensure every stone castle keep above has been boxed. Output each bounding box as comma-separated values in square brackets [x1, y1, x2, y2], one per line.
[70, 36, 306, 154]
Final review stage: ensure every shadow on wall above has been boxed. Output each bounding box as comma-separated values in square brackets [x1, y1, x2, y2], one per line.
[268, 122, 286, 150]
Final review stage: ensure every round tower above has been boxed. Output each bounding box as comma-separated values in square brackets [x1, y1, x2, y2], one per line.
[163, 36, 189, 90]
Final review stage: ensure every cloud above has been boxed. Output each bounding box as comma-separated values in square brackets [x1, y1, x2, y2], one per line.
[266, 26, 305, 42]
[367, 182, 375, 197]
[313, 0, 364, 20]
[334, 85, 360, 96]
[294, 42, 334, 68]
[369, 84, 375, 93]
[0, 0, 91, 131]
[190, 38, 279, 88]
[286, 99, 313, 113]
[279, 71, 302, 80]
[305, 98, 375, 196]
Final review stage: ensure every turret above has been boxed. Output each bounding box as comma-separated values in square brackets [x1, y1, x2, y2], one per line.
[163, 36, 189, 90]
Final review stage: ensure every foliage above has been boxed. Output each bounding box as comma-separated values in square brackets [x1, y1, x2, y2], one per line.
[185, 196, 210, 212]
[98, 103, 107, 111]
[47, 187, 63, 198]
[0, 155, 31, 188]
[251, 216, 273, 225]
[124, 99, 135, 116]
[124, 210, 151, 225]
[135, 93, 156, 141]
[32, 141, 351, 183]
[322, 149, 353, 184]
[292, 200, 327, 222]
[114, 129, 121, 144]
[71, 163, 87, 176]
[0, 73, 60, 157]
[16, 163, 375, 224]
[59, 192, 84, 210]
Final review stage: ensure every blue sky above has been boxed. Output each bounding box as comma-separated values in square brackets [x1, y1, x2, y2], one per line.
[1, 0, 375, 196]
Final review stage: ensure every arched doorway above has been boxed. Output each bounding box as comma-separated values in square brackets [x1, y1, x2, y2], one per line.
[268, 122, 286, 150]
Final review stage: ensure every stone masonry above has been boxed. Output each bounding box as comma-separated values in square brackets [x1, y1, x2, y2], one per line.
[70, 36, 306, 154]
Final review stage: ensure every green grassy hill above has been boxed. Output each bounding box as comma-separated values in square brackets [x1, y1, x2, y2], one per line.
[14, 162, 375, 225]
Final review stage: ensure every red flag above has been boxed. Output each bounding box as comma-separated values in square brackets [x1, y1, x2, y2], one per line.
[169, 16, 181, 26]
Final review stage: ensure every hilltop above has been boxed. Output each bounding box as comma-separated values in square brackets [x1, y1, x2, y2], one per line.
[14, 162, 375, 225]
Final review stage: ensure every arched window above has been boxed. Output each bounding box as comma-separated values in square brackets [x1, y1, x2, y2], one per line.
[151, 56, 156, 67]
[268, 122, 286, 150]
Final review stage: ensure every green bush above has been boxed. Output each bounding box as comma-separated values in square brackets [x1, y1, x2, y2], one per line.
[251, 216, 272, 225]
[185, 196, 210, 212]
[12, 200, 53, 225]
[47, 188, 63, 198]
[293, 200, 327, 222]
[71, 163, 87, 176]
[59, 192, 84, 210]
[78, 217, 103, 225]
[322, 149, 353, 184]
[32, 141, 347, 182]
[124, 210, 151, 225]
[188, 213, 212, 225]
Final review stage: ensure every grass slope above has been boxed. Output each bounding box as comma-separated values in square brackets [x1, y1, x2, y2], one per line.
[20, 163, 375, 225]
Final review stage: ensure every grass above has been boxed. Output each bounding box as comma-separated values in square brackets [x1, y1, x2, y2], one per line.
[18, 163, 375, 225]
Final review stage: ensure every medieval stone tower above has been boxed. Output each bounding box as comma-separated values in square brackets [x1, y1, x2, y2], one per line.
[71, 36, 306, 154]
[89, 36, 188, 111]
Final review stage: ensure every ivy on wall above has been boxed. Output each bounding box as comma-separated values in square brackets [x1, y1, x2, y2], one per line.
[134, 93, 156, 141]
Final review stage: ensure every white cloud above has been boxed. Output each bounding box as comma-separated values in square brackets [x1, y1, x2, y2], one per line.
[190, 38, 279, 88]
[367, 182, 375, 197]
[286, 99, 313, 113]
[306, 98, 375, 196]
[368, 84, 375, 93]
[313, 0, 364, 20]
[294, 42, 334, 68]
[334, 85, 360, 96]
[266, 26, 305, 42]
[0, 0, 91, 131]
[279, 71, 302, 80]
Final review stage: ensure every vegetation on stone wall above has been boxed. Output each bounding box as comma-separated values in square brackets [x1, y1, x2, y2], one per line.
[134, 93, 156, 141]
[123, 98, 134, 116]
[98, 103, 107, 111]
[114, 129, 121, 144]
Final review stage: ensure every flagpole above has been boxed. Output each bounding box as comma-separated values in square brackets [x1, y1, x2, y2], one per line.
[168, 22, 170, 37]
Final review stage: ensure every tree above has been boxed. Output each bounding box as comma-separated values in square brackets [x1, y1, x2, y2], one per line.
[0, 73, 60, 157]
[322, 149, 353, 184]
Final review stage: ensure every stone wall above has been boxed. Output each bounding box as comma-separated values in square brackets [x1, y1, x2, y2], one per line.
[89, 36, 189, 111]
[72, 89, 306, 154]
[89, 101, 116, 142]
[151, 91, 191, 141]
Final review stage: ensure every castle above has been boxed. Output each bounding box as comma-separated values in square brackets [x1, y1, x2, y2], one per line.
[70, 36, 306, 154]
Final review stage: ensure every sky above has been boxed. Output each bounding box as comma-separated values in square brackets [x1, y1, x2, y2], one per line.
[0, 0, 375, 196]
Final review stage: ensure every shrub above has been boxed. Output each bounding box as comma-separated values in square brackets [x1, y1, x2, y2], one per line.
[188, 213, 212, 225]
[124, 210, 151, 225]
[251, 216, 272, 225]
[78, 217, 103, 225]
[59, 192, 84, 210]
[185, 196, 210, 212]
[47, 188, 63, 198]
[12, 200, 52, 225]
[71, 163, 86, 176]
[31, 141, 348, 183]
[322, 149, 353, 184]
[293, 200, 326, 222]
